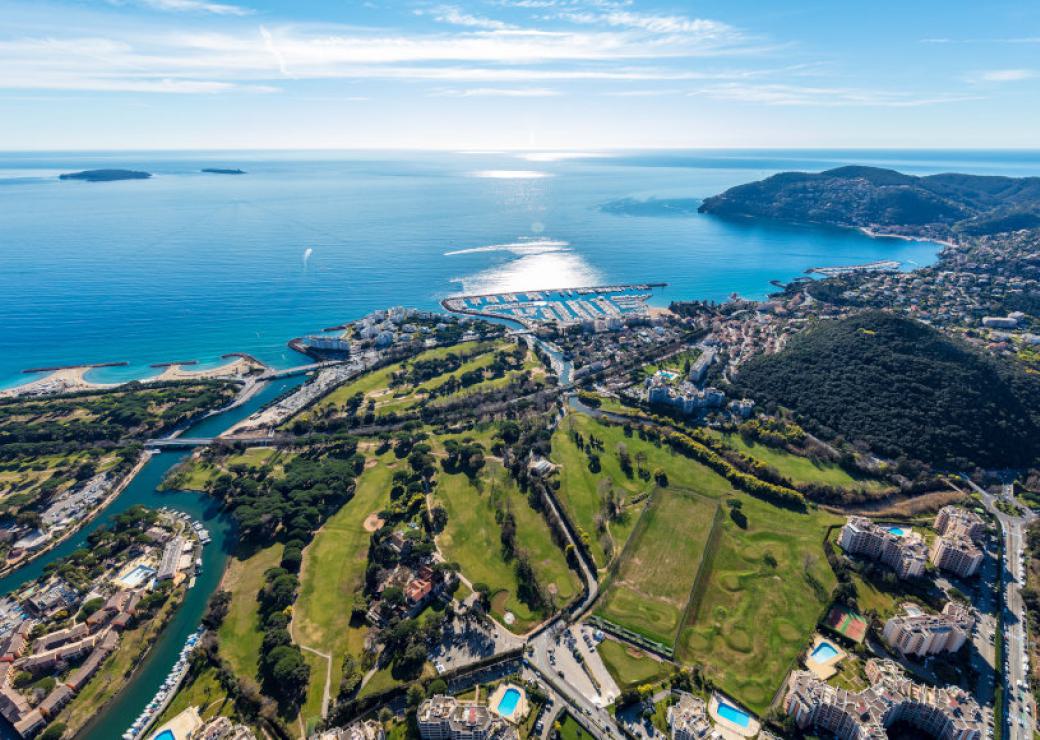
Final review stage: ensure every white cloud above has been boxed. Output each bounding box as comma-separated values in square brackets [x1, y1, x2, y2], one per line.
[977, 69, 1034, 82]
[127, 0, 252, 15]
[428, 6, 515, 31]
[430, 86, 560, 96]
[697, 82, 979, 107]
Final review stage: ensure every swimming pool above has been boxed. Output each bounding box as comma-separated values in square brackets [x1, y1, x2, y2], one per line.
[153, 730, 175, 740]
[811, 641, 840, 662]
[120, 564, 157, 588]
[887, 526, 905, 536]
[716, 700, 750, 728]
[497, 688, 521, 717]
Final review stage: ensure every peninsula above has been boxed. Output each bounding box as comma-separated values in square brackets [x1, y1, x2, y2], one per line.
[698, 165, 1040, 239]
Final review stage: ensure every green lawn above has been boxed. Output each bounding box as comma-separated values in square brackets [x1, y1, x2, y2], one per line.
[217, 544, 282, 682]
[714, 432, 879, 490]
[292, 453, 397, 727]
[595, 487, 719, 648]
[156, 666, 239, 727]
[597, 638, 674, 691]
[675, 496, 841, 713]
[172, 447, 278, 491]
[552, 413, 737, 570]
[434, 456, 578, 632]
[557, 713, 594, 740]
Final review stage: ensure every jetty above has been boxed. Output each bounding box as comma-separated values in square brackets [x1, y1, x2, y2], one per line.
[22, 361, 128, 374]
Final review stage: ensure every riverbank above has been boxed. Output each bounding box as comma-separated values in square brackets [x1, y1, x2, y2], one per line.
[0, 451, 151, 580]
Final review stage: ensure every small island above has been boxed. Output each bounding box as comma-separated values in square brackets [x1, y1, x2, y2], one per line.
[201, 168, 246, 175]
[58, 169, 152, 182]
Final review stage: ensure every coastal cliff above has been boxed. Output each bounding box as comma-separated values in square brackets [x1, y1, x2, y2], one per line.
[698, 165, 1040, 239]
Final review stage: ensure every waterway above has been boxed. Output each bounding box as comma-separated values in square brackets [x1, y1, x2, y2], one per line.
[0, 377, 302, 739]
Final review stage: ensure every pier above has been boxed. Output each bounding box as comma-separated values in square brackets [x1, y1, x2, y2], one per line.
[22, 361, 128, 374]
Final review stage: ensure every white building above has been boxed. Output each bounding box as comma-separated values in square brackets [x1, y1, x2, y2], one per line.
[882, 602, 975, 657]
[838, 518, 927, 579]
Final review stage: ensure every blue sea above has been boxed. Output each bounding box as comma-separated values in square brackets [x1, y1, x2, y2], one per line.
[2, 149, 1038, 389]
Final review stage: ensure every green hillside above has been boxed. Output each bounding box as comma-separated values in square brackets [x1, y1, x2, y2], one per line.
[737, 311, 1040, 469]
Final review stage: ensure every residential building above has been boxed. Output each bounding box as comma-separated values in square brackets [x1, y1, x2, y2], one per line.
[882, 602, 975, 658]
[931, 535, 983, 578]
[417, 695, 518, 740]
[838, 518, 927, 579]
[668, 691, 718, 739]
[934, 507, 986, 542]
[785, 658, 983, 740]
[314, 720, 385, 740]
[157, 536, 186, 581]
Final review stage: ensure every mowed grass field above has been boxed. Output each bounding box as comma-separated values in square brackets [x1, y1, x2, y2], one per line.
[552, 413, 739, 570]
[217, 543, 283, 682]
[292, 453, 397, 729]
[434, 456, 578, 632]
[595, 487, 719, 648]
[597, 638, 674, 691]
[713, 432, 881, 490]
[676, 496, 841, 713]
[300, 340, 528, 422]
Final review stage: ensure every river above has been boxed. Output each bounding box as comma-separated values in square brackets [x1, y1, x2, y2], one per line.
[0, 377, 302, 740]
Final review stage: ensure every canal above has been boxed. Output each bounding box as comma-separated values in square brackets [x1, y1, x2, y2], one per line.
[0, 377, 301, 740]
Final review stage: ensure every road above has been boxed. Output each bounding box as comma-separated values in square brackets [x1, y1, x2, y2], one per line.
[963, 475, 1036, 740]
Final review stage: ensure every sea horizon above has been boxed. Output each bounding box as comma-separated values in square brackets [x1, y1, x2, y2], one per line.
[2, 147, 1034, 390]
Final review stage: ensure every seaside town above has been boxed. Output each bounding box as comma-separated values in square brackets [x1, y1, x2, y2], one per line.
[0, 181, 1037, 740]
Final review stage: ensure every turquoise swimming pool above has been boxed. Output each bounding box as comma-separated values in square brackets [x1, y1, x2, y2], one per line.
[497, 687, 521, 717]
[717, 700, 750, 728]
[887, 526, 905, 536]
[811, 641, 840, 662]
[153, 730, 175, 740]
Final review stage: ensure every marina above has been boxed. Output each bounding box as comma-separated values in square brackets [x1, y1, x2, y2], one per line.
[807, 260, 902, 277]
[122, 628, 203, 740]
[442, 283, 666, 329]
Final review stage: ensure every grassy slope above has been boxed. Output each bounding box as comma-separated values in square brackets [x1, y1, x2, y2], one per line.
[714, 432, 875, 489]
[217, 544, 283, 682]
[434, 460, 577, 632]
[293, 454, 397, 725]
[595, 488, 718, 647]
[597, 639, 673, 691]
[676, 497, 840, 713]
[552, 414, 736, 569]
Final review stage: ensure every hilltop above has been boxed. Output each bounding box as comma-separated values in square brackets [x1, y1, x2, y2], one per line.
[59, 169, 152, 182]
[698, 165, 1040, 238]
[736, 311, 1040, 469]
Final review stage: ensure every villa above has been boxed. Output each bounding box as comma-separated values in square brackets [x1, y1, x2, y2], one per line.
[417, 694, 518, 740]
[882, 602, 975, 658]
[785, 658, 983, 739]
[838, 517, 927, 579]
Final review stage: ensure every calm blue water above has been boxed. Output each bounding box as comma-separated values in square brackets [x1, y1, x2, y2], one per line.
[2, 149, 1038, 389]
[716, 700, 751, 728]
[810, 641, 840, 662]
[497, 687, 521, 716]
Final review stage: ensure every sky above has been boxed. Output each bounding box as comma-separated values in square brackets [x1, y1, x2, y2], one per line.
[1, 0, 1038, 150]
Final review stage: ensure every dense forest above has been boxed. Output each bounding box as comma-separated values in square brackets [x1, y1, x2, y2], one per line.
[736, 311, 1040, 469]
[698, 165, 1040, 238]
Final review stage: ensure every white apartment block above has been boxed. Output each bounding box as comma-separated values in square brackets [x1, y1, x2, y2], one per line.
[785, 658, 983, 740]
[838, 518, 927, 579]
[931, 534, 983, 578]
[417, 696, 517, 740]
[934, 506, 986, 542]
[667, 691, 720, 740]
[882, 602, 975, 658]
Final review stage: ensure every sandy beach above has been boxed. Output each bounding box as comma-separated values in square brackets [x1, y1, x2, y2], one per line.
[153, 356, 265, 382]
[0, 366, 117, 399]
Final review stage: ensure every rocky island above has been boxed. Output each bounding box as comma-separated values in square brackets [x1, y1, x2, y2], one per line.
[698, 165, 1040, 239]
[59, 169, 152, 182]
